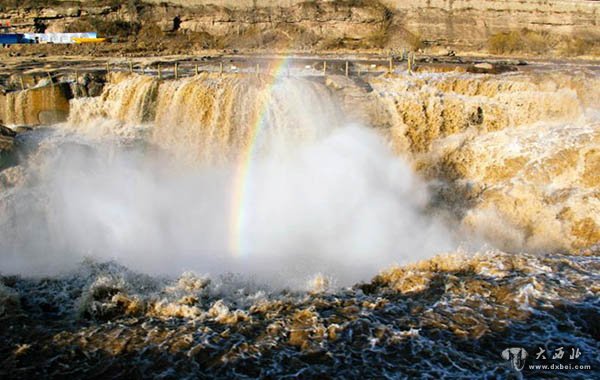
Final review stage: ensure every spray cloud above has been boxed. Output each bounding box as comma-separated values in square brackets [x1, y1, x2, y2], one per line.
[0, 76, 456, 287]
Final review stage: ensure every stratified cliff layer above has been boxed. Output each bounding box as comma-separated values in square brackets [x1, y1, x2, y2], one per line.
[0, 0, 598, 56]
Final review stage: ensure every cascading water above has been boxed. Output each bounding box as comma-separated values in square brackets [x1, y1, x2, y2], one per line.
[1, 69, 599, 379]
[67, 73, 342, 161]
[0, 73, 455, 286]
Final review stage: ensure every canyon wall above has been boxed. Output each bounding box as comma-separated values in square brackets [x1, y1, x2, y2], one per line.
[383, 0, 600, 46]
[138, 0, 600, 47]
[2, 0, 598, 54]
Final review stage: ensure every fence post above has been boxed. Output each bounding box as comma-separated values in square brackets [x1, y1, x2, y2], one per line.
[323, 61, 327, 76]
[47, 71, 53, 86]
[129, 60, 133, 74]
[389, 57, 393, 74]
[345, 61, 349, 77]
[195, 63, 199, 76]
[174, 62, 179, 79]
[158, 64, 162, 80]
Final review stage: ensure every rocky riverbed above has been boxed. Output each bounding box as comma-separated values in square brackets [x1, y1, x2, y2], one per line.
[1, 250, 599, 379]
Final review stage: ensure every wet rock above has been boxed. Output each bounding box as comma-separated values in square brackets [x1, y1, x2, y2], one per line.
[187, 343, 206, 358]
[0, 125, 16, 138]
[0, 125, 15, 152]
[169, 334, 193, 353]
[327, 324, 341, 341]
[288, 329, 310, 348]
[1, 249, 599, 378]
[300, 348, 332, 365]
[0, 282, 20, 317]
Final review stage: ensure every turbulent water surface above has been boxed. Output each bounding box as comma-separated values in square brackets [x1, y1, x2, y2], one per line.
[1, 70, 599, 378]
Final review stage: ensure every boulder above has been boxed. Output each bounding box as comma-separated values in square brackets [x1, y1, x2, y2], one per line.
[0, 125, 16, 138]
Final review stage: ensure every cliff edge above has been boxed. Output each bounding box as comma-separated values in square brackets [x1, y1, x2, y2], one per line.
[0, 0, 598, 57]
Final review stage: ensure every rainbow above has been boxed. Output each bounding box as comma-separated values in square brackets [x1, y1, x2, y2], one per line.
[229, 56, 291, 257]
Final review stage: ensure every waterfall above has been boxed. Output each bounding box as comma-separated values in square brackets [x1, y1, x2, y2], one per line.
[65, 73, 341, 163]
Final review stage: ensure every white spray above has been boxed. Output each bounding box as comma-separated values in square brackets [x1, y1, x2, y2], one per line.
[0, 76, 457, 288]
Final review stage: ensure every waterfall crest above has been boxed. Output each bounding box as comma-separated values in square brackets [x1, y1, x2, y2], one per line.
[66, 73, 341, 163]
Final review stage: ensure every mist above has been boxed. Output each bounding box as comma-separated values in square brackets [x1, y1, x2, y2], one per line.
[0, 76, 458, 288]
[0, 126, 456, 288]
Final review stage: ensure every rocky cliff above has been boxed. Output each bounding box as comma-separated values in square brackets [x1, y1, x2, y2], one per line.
[0, 0, 598, 56]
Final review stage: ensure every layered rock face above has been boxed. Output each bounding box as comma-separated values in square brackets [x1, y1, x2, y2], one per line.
[382, 0, 600, 47]
[1, 0, 598, 54]
[142, 0, 600, 46]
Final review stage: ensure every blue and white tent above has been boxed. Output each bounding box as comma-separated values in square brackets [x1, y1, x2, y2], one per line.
[22, 32, 97, 44]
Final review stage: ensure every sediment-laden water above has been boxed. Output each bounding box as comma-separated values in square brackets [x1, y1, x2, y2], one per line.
[1, 70, 599, 378]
